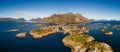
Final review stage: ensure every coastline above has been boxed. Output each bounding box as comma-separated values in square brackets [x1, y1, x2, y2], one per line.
[63, 43, 74, 52]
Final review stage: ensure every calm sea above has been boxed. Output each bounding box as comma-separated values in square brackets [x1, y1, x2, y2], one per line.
[0, 21, 71, 52]
[0, 21, 120, 52]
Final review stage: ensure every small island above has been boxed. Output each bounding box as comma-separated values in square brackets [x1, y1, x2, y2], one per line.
[30, 26, 60, 39]
[114, 25, 120, 30]
[16, 32, 27, 38]
[98, 27, 113, 35]
[103, 31, 113, 35]
[6, 29, 19, 32]
[98, 27, 105, 32]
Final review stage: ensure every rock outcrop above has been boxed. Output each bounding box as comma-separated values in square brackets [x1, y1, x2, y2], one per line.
[103, 31, 113, 35]
[114, 25, 120, 30]
[30, 26, 59, 39]
[98, 27, 105, 31]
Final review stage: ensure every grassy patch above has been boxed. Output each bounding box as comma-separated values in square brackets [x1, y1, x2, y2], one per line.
[75, 35, 86, 42]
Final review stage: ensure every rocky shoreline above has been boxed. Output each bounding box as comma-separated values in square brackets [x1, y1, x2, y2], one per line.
[62, 26, 113, 52]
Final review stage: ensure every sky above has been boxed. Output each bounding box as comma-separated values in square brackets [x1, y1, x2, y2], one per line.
[0, 0, 120, 20]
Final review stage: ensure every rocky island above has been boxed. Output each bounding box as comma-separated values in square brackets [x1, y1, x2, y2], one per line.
[30, 26, 60, 39]
[103, 31, 113, 35]
[98, 27, 113, 35]
[63, 35, 113, 52]
[6, 29, 19, 32]
[98, 27, 105, 32]
[16, 32, 27, 38]
[114, 25, 120, 30]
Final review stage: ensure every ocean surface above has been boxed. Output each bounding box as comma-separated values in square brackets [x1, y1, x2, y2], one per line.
[0, 21, 120, 52]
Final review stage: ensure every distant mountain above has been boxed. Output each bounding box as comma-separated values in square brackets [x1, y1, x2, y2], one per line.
[42, 12, 89, 25]
[89, 19, 96, 22]
[16, 18, 26, 21]
[29, 17, 42, 21]
[0, 17, 26, 21]
[96, 19, 119, 22]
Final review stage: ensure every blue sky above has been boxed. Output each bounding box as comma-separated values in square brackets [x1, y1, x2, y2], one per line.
[0, 0, 120, 20]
